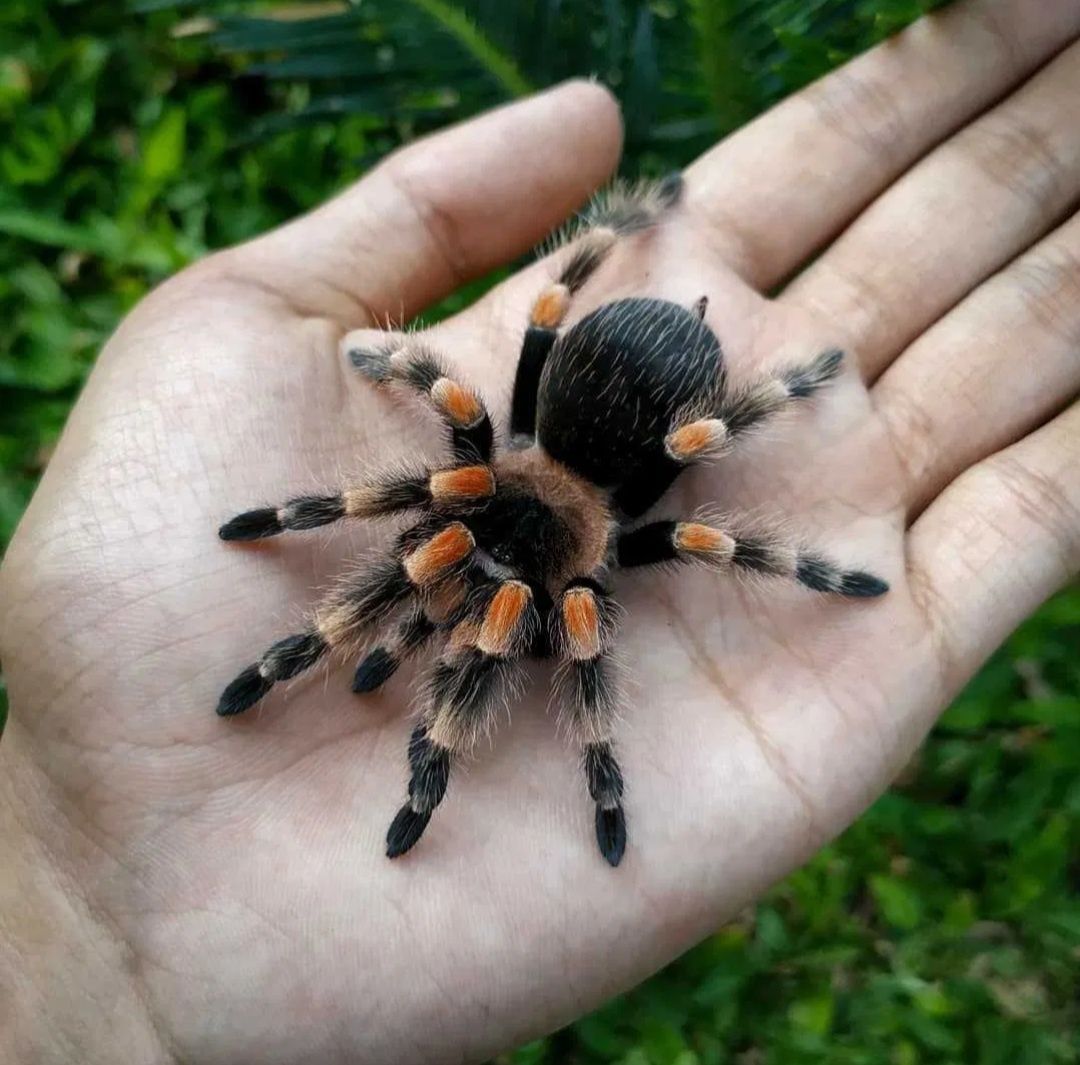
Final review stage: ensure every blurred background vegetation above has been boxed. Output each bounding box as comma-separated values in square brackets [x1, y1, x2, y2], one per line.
[1, 0, 1077, 1061]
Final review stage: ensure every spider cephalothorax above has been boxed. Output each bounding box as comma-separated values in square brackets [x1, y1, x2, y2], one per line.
[216, 174, 888, 866]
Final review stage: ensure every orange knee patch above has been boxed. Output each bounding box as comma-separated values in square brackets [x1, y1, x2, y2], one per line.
[429, 465, 495, 504]
[404, 523, 475, 585]
[476, 581, 533, 657]
[665, 418, 730, 462]
[561, 587, 601, 661]
[674, 523, 736, 562]
[431, 378, 483, 428]
[530, 283, 570, 329]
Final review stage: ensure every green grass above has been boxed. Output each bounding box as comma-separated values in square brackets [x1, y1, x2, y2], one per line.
[1, 2, 1077, 1062]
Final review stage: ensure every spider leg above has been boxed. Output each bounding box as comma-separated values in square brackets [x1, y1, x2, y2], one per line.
[613, 412, 732, 518]
[351, 569, 474, 693]
[347, 341, 494, 462]
[617, 518, 889, 597]
[510, 173, 685, 443]
[351, 604, 437, 693]
[385, 579, 539, 858]
[614, 349, 846, 519]
[666, 348, 846, 471]
[612, 457, 685, 520]
[219, 464, 495, 541]
[216, 522, 477, 716]
[551, 577, 626, 866]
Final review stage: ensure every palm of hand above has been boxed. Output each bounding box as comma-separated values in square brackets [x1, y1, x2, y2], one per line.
[1, 187, 921, 1065]
[6, 7, 1080, 1058]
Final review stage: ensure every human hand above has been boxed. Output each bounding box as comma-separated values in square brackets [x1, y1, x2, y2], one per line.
[2, 2, 1079, 1061]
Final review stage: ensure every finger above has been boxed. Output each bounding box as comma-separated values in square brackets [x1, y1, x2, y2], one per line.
[684, 0, 1080, 288]
[785, 38, 1080, 379]
[874, 209, 1080, 517]
[222, 80, 623, 325]
[907, 401, 1079, 696]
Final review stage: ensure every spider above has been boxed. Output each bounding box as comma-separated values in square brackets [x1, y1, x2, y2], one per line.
[215, 173, 888, 867]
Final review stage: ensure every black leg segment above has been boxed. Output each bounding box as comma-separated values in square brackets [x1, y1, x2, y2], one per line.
[612, 458, 684, 519]
[585, 740, 626, 867]
[616, 520, 678, 568]
[510, 325, 557, 440]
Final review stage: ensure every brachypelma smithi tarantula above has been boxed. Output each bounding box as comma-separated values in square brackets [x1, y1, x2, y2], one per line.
[216, 173, 888, 866]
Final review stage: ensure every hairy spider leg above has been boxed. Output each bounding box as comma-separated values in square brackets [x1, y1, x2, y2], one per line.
[350, 569, 478, 693]
[551, 577, 626, 866]
[348, 341, 494, 463]
[510, 173, 685, 443]
[612, 347, 846, 520]
[386, 579, 540, 857]
[218, 464, 496, 542]
[215, 523, 477, 716]
[617, 519, 889, 597]
[351, 604, 438, 694]
[663, 348, 847, 474]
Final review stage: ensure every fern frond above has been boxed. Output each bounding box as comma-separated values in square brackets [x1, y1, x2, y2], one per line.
[404, 0, 534, 98]
[688, 0, 753, 133]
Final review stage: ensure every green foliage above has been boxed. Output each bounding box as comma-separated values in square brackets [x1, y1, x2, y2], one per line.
[2, 0, 1077, 1060]
[0, 0, 400, 552]
[139, 0, 948, 161]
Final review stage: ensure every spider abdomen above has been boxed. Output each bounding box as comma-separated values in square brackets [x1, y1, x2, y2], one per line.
[535, 297, 723, 494]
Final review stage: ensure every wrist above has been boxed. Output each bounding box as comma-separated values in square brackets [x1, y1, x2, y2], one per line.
[0, 732, 174, 1065]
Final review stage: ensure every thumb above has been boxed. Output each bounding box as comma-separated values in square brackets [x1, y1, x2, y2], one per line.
[231, 80, 623, 325]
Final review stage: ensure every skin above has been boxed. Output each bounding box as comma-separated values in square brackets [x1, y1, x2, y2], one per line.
[2, 1, 1079, 1060]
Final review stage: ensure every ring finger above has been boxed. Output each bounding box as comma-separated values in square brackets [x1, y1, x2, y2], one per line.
[872, 207, 1080, 517]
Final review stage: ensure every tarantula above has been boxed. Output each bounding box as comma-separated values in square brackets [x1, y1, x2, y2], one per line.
[215, 173, 888, 866]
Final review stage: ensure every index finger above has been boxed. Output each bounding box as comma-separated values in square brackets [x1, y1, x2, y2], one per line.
[221, 80, 623, 326]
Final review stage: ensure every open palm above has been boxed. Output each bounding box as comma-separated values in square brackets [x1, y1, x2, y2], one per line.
[3, 4, 1079, 1063]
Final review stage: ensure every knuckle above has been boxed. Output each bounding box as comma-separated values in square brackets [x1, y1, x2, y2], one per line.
[875, 382, 939, 500]
[976, 453, 1080, 563]
[694, 199, 768, 283]
[906, 557, 965, 698]
[804, 259, 906, 358]
[955, 112, 1068, 220]
[804, 66, 909, 167]
[1008, 241, 1080, 348]
[975, 2, 1026, 76]
[380, 159, 470, 290]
